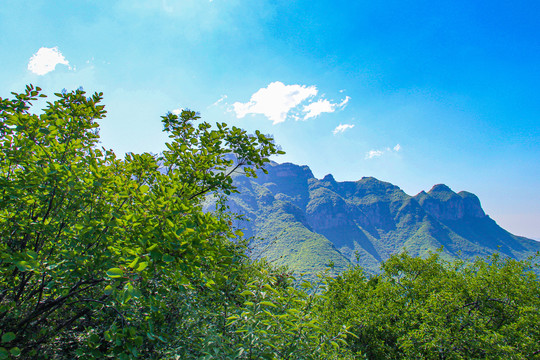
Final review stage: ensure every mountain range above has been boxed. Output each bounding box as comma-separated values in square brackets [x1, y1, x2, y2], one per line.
[205, 162, 540, 276]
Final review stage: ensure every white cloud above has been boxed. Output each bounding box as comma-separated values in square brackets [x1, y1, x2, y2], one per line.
[303, 99, 335, 120]
[232, 81, 317, 124]
[302, 95, 351, 120]
[339, 96, 351, 107]
[28, 47, 70, 75]
[365, 144, 401, 159]
[172, 108, 183, 115]
[232, 82, 350, 124]
[333, 123, 355, 135]
[365, 150, 384, 159]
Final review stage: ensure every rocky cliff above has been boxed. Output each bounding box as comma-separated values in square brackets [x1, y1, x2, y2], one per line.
[205, 162, 540, 275]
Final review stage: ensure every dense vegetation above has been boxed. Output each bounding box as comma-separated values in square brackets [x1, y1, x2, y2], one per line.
[1, 86, 539, 359]
[319, 253, 540, 359]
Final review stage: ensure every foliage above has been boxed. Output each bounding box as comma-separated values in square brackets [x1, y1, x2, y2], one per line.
[318, 252, 540, 359]
[222, 261, 350, 359]
[0, 84, 288, 359]
[160, 259, 350, 359]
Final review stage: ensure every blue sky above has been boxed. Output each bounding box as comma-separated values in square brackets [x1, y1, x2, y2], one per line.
[1, 0, 539, 239]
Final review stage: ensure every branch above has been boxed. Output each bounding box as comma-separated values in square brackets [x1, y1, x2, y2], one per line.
[17, 278, 104, 329]
[66, 297, 125, 324]
[188, 161, 244, 201]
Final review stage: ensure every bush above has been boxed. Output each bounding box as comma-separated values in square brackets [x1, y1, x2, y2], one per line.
[318, 252, 540, 359]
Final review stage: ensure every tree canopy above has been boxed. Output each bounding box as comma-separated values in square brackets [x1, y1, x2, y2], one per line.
[318, 252, 540, 359]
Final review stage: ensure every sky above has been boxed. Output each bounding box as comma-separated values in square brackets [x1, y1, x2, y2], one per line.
[1, 0, 539, 239]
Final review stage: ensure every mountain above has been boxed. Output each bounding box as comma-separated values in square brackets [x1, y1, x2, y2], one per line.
[205, 162, 540, 276]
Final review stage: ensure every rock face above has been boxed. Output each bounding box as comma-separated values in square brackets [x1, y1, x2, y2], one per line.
[414, 185, 486, 221]
[205, 162, 540, 275]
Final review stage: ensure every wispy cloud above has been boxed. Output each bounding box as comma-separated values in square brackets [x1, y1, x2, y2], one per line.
[211, 95, 228, 107]
[303, 99, 334, 120]
[365, 150, 384, 159]
[233, 82, 350, 124]
[365, 144, 401, 159]
[333, 123, 355, 135]
[28, 47, 71, 75]
[232, 81, 317, 124]
[302, 96, 350, 120]
[339, 96, 351, 107]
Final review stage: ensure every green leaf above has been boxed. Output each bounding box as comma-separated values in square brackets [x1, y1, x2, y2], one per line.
[15, 261, 32, 272]
[136, 262, 148, 272]
[126, 283, 137, 296]
[260, 301, 277, 307]
[1, 333, 15, 343]
[157, 335, 167, 343]
[10, 347, 21, 357]
[104, 285, 114, 295]
[26, 250, 38, 260]
[128, 257, 139, 269]
[106, 268, 123, 278]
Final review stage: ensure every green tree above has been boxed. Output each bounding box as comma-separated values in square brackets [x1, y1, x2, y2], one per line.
[318, 252, 540, 359]
[0, 85, 282, 359]
[222, 260, 351, 359]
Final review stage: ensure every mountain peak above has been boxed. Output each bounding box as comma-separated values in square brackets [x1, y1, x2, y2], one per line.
[458, 191, 486, 218]
[269, 162, 314, 179]
[322, 174, 336, 182]
[417, 184, 486, 221]
[429, 184, 454, 193]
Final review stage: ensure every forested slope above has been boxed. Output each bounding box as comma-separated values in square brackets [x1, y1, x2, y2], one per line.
[208, 162, 540, 275]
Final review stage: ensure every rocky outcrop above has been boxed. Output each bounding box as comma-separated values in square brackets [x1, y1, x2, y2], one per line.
[210, 161, 540, 274]
[414, 185, 486, 221]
